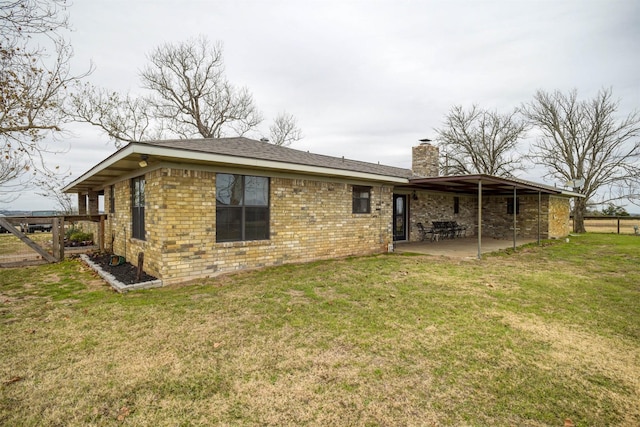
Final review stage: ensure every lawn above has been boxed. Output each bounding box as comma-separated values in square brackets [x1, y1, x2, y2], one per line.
[1, 234, 638, 426]
[0, 232, 53, 256]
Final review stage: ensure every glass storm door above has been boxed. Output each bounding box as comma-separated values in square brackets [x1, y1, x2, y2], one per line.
[393, 194, 407, 241]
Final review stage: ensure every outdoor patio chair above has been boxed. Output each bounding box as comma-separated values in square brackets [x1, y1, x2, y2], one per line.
[454, 222, 467, 237]
[432, 221, 455, 239]
[417, 222, 438, 242]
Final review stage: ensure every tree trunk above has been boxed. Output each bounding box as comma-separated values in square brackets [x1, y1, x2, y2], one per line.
[573, 198, 587, 233]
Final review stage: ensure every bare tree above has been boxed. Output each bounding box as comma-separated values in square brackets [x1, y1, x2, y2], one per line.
[141, 36, 262, 139]
[523, 88, 640, 233]
[35, 172, 75, 213]
[71, 36, 306, 148]
[70, 84, 160, 147]
[1, 0, 90, 197]
[1, 0, 69, 35]
[268, 111, 303, 146]
[0, 152, 28, 203]
[434, 105, 527, 176]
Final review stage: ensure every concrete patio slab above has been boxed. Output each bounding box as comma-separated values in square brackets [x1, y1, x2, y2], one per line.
[394, 237, 538, 259]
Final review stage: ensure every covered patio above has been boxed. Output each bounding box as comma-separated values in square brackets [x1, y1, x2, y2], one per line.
[395, 174, 582, 258]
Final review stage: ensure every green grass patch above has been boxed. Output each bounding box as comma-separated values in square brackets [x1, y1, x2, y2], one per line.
[1, 234, 638, 425]
[0, 232, 53, 255]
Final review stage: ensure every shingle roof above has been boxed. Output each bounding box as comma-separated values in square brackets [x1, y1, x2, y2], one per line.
[63, 137, 582, 198]
[142, 137, 413, 179]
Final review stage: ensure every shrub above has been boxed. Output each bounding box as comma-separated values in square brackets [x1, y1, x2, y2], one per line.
[68, 231, 93, 242]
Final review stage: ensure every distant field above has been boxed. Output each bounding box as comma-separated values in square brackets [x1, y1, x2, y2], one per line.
[582, 217, 639, 234]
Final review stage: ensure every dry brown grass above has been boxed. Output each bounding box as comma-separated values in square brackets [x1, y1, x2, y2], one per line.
[583, 217, 639, 234]
[497, 311, 640, 425]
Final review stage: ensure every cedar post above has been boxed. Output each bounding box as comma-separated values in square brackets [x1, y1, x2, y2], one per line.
[52, 217, 65, 261]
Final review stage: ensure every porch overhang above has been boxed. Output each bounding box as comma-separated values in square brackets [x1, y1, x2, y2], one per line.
[400, 174, 584, 197]
[397, 174, 583, 260]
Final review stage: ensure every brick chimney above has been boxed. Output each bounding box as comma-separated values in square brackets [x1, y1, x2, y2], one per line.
[412, 140, 439, 177]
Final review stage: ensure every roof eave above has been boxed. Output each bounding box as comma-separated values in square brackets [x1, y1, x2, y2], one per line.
[62, 144, 138, 193]
[63, 143, 409, 193]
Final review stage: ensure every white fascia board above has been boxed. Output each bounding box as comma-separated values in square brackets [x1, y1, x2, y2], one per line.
[62, 145, 137, 192]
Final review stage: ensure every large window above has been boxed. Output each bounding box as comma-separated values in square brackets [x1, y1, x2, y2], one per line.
[131, 176, 145, 240]
[216, 174, 269, 242]
[352, 186, 371, 214]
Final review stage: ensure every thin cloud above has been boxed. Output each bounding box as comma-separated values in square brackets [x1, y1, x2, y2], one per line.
[3, 0, 638, 210]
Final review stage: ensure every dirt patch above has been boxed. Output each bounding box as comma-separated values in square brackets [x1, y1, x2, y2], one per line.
[87, 253, 157, 285]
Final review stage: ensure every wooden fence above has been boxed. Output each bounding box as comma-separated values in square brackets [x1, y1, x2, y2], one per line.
[0, 214, 106, 267]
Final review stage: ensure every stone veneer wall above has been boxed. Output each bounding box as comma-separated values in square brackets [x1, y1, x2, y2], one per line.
[408, 191, 477, 241]
[411, 143, 439, 177]
[481, 194, 551, 239]
[103, 172, 159, 277]
[106, 167, 394, 284]
[548, 196, 571, 238]
[407, 192, 572, 241]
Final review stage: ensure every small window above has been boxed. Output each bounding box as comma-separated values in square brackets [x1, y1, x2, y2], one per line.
[216, 174, 270, 242]
[453, 196, 460, 214]
[507, 197, 520, 215]
[131, 176, 145, 240]
[352, 186, 371, 214]
[109, 185, 115, 213]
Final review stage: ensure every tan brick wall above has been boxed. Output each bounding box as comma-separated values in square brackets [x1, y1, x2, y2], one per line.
[150, 168, 217, 280]
[106, 167, 394, 284]
[102, 165, 573, 284]
[270, 178, 393, 263]
[104, 174, 159, 277]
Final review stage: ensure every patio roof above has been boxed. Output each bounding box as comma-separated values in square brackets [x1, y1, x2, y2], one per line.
[400, 174, 583, 260]
[402, 174, 583, 197]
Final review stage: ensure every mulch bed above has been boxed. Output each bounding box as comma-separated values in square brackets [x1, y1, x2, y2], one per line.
[88, 253, 157, 285]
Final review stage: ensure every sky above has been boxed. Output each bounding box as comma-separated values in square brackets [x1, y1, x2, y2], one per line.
[3, 0, 639, 211]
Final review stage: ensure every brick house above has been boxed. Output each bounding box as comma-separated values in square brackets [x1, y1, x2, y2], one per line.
[64, 138, 580, 284]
